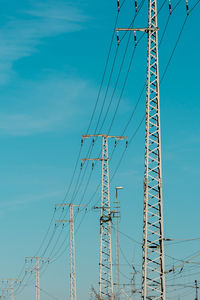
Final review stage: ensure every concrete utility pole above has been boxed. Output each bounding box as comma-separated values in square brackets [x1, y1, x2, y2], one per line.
[25, 257, 49, 300]
[2, 279, 21, 300]
[113, 187, 123, 300]
[117, 0, 166, 298]
[56, 203, 87, 300]
[81, 134, 128, 300]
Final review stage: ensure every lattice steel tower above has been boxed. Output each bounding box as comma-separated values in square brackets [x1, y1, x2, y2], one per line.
[25, 257, 49, 300]
[56, 203, 87, 300]
[142, 0, 166, 298]
[82, 134, 127, 300]
[116, 0, 166, 296]
[2, 278, 21, 300]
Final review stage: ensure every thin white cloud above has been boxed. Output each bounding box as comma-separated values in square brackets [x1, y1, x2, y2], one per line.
[0, 1, 87, 84]
[0, 190, 62, 209]
[25, 1, 88, 23]
[0, 74, 96, 135]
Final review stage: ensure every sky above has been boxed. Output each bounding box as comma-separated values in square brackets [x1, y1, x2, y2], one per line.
[0, 0, 200, 299]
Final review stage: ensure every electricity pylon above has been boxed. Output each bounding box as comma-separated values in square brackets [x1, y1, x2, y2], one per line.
[56, 203, 87, 300]
[25, 257, 49, 300]
[117, 0, 166, 298]
[2, 279, 21, 300]
[81, 134, 128, 300]
[113, 187, 123, 300]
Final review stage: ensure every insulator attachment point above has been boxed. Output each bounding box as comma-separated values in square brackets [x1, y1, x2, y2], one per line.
[117, 31, 120, 46]
[134, 31, 137, 48]
[117, 0, 120, 11]
[169, 0, 172, 14]
[135, 0, 137, 12]
[186, 0, 189, 15]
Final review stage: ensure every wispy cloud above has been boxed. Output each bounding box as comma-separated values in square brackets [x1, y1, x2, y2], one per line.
[0, 190, 62, 210]
[0, 74, 96, 135]
[0, 1, 92, 136]
[0, 1, 87, 84]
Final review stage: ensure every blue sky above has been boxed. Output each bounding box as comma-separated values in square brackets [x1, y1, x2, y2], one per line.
[0, 0, 200, 299]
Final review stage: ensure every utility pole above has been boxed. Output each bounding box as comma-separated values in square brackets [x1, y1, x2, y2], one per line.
[81, 134, 128, 300]
[2, 279, 21, 300]
[113, 186, 123, 300]
[117, 0, 166, 298]
[56, 203, 87, 300]
[195, 280, 198, 300]
[25, 257, 49, 300]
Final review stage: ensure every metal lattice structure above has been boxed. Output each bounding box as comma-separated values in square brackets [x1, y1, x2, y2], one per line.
[25, 257, 49, 300]
[82, 134, 127, 300]
[55, 204, 87, 300]
[2, 279, 21, 300]
[36, 259, 40, 300]
[69, 204, 76, 300]
[142, 0, 166, 298]
[116, 0, 166, 297]
[99, 136, 113, 300]
[113, 187, 123, 300]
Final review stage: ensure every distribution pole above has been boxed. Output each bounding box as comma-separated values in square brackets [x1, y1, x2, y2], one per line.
[116, 0, 166, 298]
[82, 134, 128, 300]
[2, 279, 21, 300]
[56, 203, 87, 300]
[113, 187, 123, 300]
[25, 257, 49, 300]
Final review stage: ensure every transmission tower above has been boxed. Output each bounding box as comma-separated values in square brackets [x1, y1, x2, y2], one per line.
[113, 186, 123, 300]
[25, 257, 49, 300]
[2, 279, 21, 300]
[116, 0, 166, 297]
[82, 134, 128, 300]
[56, 203, 87, 300]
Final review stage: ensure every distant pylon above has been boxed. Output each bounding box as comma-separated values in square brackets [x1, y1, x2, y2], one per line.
[56, 203, 87, 300]
[25, 257, 49, 300]
[81, 134, 128, 300]
[2, 278, 21, 300]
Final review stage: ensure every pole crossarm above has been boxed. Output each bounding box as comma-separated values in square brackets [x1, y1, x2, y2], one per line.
[2, 279, 21, 282]
[55, 220, 71, 223]
[82, 134, 128, 140]
[25, 257, 49, 260]
[55, 204, 87, 207]
[81, 158, 107, 162]
[116, 27, 159, 32]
